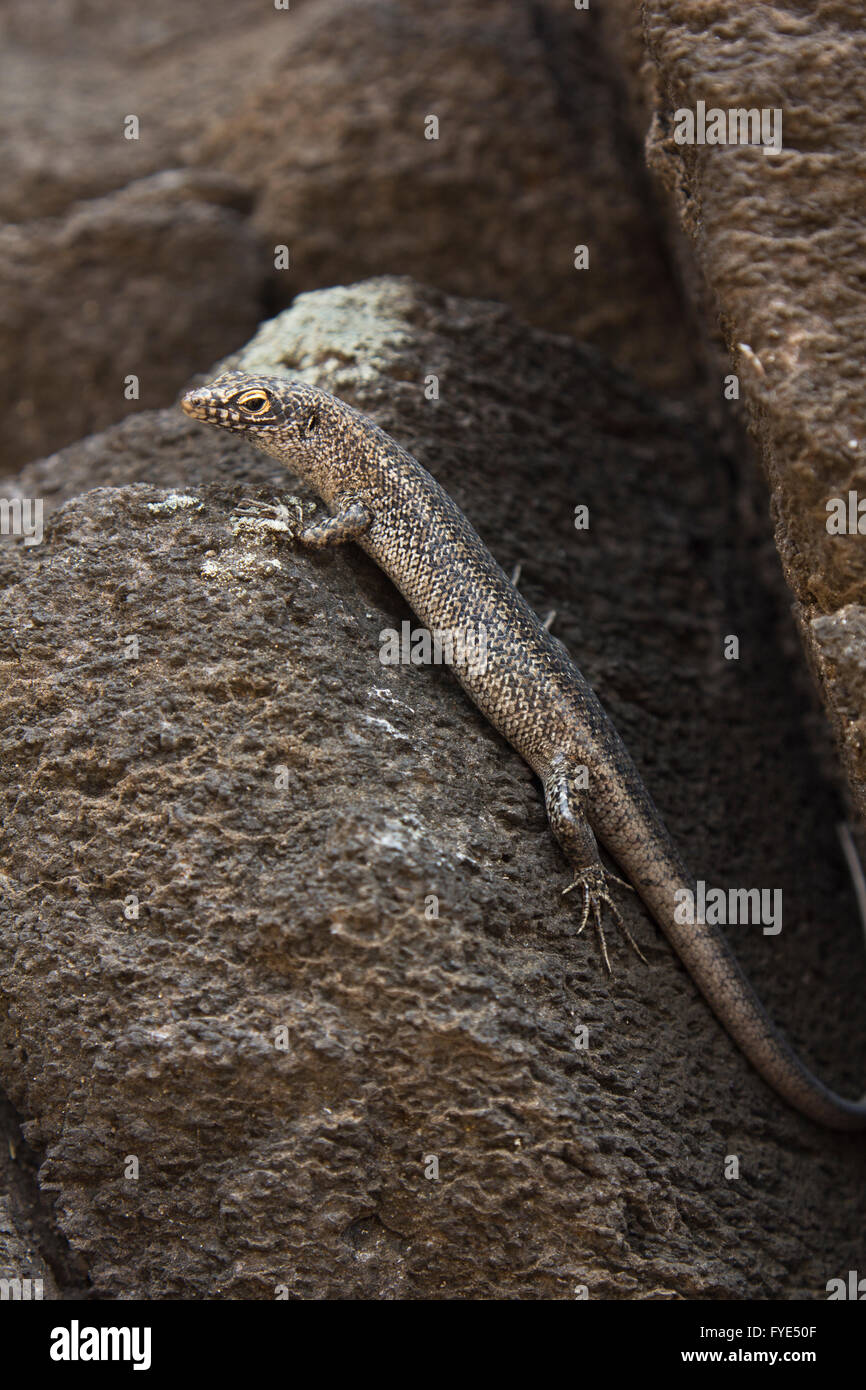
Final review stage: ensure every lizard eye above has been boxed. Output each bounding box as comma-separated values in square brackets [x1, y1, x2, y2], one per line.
[236, 391, 270, 416]
[304, 412, 318, 437]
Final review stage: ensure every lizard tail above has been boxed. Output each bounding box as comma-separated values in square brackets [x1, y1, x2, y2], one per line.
[631, 827, 866, 1131]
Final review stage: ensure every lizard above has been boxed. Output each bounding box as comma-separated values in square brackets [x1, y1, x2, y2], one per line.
[181, 370, 866, 1130]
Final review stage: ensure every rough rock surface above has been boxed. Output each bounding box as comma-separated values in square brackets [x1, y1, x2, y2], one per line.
[0, 1098, 82, 1301]
[0, 0, 696, 408]
[1, 279, 864, 1298]
[0, 0, 290, 221]
[0, 1198, 56, 1304]
[630, 1, 866, 823]
[0, 170, 265, 475]
[193, 0, 695, 394]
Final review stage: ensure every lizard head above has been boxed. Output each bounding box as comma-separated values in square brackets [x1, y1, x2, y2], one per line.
[181, 371, 349, 495]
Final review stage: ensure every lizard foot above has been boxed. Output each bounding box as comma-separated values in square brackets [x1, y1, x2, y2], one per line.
[230, 494, 309, 540]
[562, 865, 646, 972]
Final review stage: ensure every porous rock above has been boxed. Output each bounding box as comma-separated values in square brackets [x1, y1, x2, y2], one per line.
[624, 0, 866, 823]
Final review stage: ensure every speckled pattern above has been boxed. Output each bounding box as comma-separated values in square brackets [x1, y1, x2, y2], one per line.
[183, 370, 866, 1129]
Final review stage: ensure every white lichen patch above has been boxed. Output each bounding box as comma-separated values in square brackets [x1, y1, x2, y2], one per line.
[146, 493, 202, 514]
[201, 551, 283, 583]
[812, 605, 866, 671]
[374, 815, 427, 852]
[360, 714, 411, 741]
[230, 514, 294, 539]
[368, 687, 416, 715]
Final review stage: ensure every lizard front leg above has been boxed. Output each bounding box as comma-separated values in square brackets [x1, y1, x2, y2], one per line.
[294, 501, 372, 548]
[233, 497, 372, 548]
[543, 763, 645, 970]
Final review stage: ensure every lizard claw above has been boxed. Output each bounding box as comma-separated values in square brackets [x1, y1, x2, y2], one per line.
[231, 494, 308, 539]
[562, 865, 646, 972]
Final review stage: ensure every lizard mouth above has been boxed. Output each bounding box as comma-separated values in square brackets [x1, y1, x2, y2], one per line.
[180, 389, 216, 423]
[180, 390, 245, 429]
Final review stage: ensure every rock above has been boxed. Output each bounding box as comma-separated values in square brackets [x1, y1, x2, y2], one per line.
[1, 279, 863, 1297]
[0, 0, 699, 396]
[0, 0, 703, 478]
[0, 170, 266, 473]
[0, 1196, 57, 1303]
[810, 606, 866, 814]
[193, 0, 697, 393]
[0, 1097, 75, 1300]
[0, 0, 291, 221]
[624, 0, 866, 822]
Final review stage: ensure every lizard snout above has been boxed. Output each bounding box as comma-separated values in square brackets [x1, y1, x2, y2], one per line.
[180, 388, 212, 421]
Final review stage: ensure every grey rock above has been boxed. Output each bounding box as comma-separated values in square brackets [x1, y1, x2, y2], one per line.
[0, 170, 266, 473]
[630, 0, 866, 821]
[0, 0, 291, 220]
[0, 0, 698, 397]
[149, 0, 703, 393]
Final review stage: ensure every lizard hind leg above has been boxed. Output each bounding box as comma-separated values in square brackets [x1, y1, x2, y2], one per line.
[543, 766, 646, 971]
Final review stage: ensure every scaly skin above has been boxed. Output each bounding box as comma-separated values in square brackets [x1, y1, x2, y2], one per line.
[182, 370, 866, 1129]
